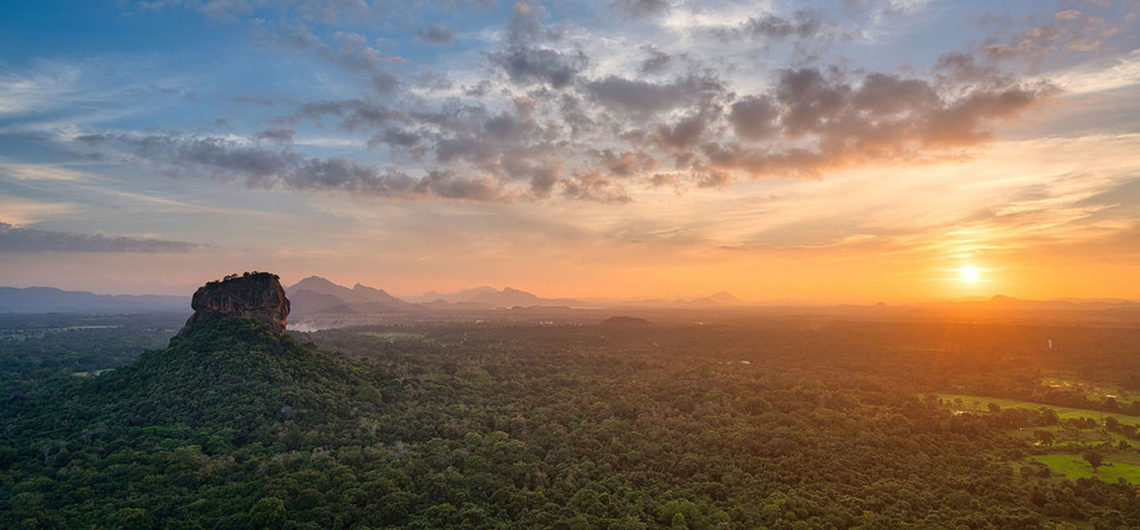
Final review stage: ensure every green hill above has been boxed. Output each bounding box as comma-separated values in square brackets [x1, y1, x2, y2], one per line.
[0, 317, 397, 528]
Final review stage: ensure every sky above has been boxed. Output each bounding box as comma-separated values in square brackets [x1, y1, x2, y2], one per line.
[1, 0, 1138, 302]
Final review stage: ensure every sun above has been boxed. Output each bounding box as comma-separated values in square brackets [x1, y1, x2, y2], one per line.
[958, 265, 982, 283]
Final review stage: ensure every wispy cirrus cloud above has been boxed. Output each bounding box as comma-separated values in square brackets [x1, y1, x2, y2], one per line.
[0, 63, 81, 116]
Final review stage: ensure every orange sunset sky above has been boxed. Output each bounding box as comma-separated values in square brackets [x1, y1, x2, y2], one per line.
[1, 0, 1138, 302]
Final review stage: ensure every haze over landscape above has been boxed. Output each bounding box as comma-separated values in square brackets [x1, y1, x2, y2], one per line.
[6, 3, 1140, 528]
[1, 0, 1138, 302]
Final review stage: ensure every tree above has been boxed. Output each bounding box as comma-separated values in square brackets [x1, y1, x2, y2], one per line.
[38, 441, 53, 464]
[1083, 451, 1105, 473]
[1034, 430, 1055, 447]
[249, 497, 285, 529]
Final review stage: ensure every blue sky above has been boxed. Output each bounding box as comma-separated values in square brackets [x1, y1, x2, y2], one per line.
[1, 0, 1139, 301]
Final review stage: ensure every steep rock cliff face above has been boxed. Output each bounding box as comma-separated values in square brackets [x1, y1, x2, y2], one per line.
[179, 272, 290, 335]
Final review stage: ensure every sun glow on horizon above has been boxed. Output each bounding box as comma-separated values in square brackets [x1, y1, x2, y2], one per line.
[959, 265, 983, 283]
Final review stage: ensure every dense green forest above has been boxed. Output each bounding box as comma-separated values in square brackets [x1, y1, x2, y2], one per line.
[4, 316, 1140, 528]
[0, 313, 185, 385]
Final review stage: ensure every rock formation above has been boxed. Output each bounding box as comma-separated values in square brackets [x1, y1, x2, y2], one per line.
[179, 272, 291, 336]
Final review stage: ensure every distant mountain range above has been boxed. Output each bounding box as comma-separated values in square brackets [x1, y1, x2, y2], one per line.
[286, 277, 584, 314]
[6, 278, 1140, 319]
[407, 285, 581, 309]
[0, 286, 188, 314]
[287, 276, 413, 315]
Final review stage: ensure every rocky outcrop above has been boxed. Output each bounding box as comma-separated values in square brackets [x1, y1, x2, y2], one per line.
[179, 272, 290, 336]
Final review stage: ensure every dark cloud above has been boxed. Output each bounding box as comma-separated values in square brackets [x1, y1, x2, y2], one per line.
[638, 46, 673, 75]
[774, 67, 851, 137]
[372, 128, 422, 149]
[704, 66, 1055, 178]
[647, 172, 681, 188]
[594, 149, 658, 177]
[584, 75, 723, 118]
[728, 96, 779, 141]
[712, 10, 827, 42]
[370, 72, 401, 95]
[656, 113, 712, 150]
[75, 134, 108, 146]
[488, 2, 588, 89]
[417, 25, 454, 44]
[254, 127, 296, 144]
[290, 99, 407, 131]
[0, 223, 198, 253]
[611, 0, 670, 18]
[104, 133, 517, 201]
[131, 0, 377, 23]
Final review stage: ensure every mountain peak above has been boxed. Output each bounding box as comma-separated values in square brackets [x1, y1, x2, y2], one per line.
[352, 283, 388, 294]
[708, 291, 740, 303]
[290, 276, 338, 290]
[180, 272, 290, 336]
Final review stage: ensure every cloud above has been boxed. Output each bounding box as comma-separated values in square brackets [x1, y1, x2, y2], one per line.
[0, 63, 80, 116]
[104, 133, 521, 201]
[0, 197, 76, 225]
[1044, 49, 1140, 95]
[584, 75, 723, 118]
[711, 10, 827, 42]
[290, 99, 407, 130]
[656, 112, 713, 149]
[561, 170, 631, 203]
[983, 8, 1122, 60]
[488, 2, 588, 89]
[611, 0, 670, 18]
[638, 46, 673, 75]
[67, 1, 1073, 206]
[704, 66, 1055, 177]
[254, 127, 296, 144]
[728, 96, 780, 141]
[417, 25, 454, 45]
[0, 222, 198, 253]
[131, 0, 377, 22]
[253, 21, 404, 92]
[0, 160, 90, 181]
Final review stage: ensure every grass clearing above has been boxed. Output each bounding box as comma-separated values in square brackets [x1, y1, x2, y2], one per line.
[1041, 376, 1140, 404]
[1030, 454, 1140, 484]
[937, 393, 1140, 426]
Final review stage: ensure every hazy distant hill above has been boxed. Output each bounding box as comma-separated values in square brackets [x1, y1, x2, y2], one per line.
[287, 276, 411, 315]
[916, 295, 1140, 313]
[413, 285, 581, 308]
[407, 285, 500, 304]
[708, 291, 741, 304]
[471, 286, 542, 307]
[0, 286, 187, 314]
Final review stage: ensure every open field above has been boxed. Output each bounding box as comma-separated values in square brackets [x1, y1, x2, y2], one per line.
[938, 394, 1140, 426]
[1030, 454, 1140, 484]
[1042, 376, 1140, 404]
